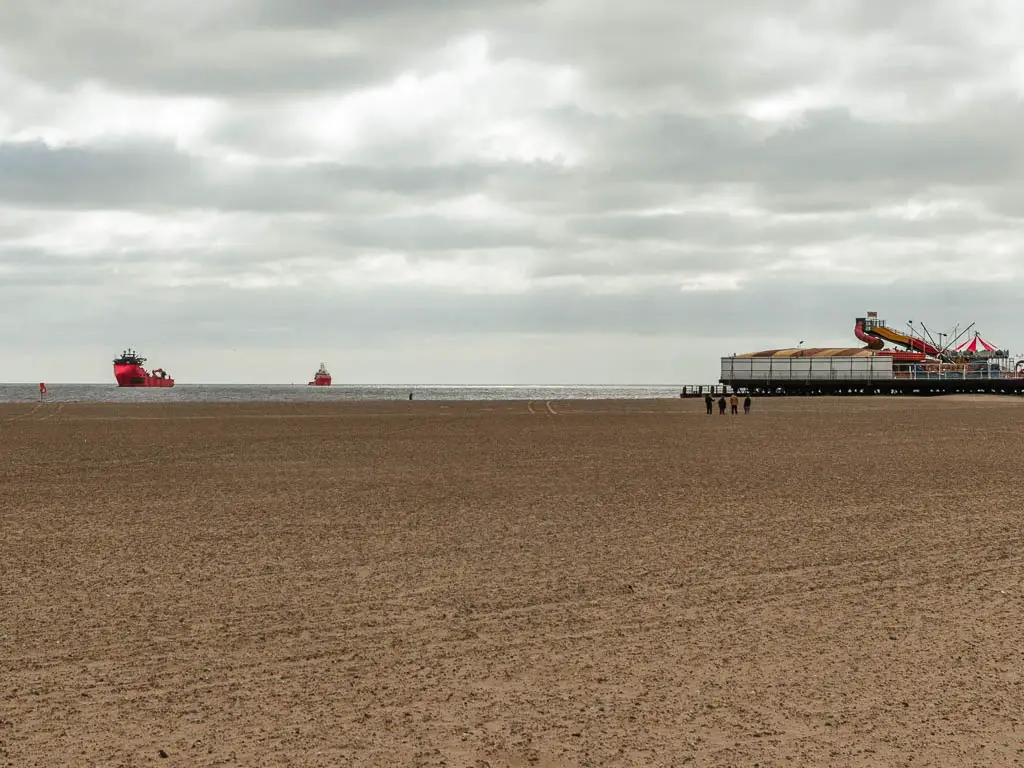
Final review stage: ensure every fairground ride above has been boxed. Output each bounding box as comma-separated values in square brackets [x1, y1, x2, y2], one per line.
[719, 311, 1022, 396]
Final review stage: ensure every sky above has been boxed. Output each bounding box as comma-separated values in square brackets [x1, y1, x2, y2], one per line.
[2, 0, 1023, 384]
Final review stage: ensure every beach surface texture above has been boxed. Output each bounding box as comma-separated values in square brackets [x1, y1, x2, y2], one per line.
[2, 397, 1022, 766]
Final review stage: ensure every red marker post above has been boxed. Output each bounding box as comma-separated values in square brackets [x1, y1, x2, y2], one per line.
[39, 382, 46, 401]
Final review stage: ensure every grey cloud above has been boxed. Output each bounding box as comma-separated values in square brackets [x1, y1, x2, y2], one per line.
[491, 0, 826, 108]
[0, 140, 203, 210]
[564, 207, 1020, 250]
[311, 217, 548, 252]
[527, 251, 763, 280]
[4, 275, 1016, 350]
[0, 0, 533, 97]
[493, 0, 1021, 111]
[2, 0, 1023, 384]
[481, 105, 1024, 216]
[3, 256, 1020, 383]
[0, 140, 498, 212]
[201, 107, 464, 166]
[240, 0, 534, 28]
[590, 107, 1022, 189]
[10, 100, 1022, 220]
[3, 0, 1016, 115]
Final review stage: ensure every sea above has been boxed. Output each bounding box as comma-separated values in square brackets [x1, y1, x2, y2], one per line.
[0, 384, 684, 404]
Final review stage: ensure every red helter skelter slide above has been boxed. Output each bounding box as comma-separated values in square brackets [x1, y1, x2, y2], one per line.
[854, 313, 942, 356]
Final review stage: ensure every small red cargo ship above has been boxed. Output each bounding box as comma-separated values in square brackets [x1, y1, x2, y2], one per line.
[308, 362, 332, 386]
[113, 349, 174, 387]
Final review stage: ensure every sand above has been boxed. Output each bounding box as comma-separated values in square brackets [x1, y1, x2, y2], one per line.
[2, 396, 1024, 767]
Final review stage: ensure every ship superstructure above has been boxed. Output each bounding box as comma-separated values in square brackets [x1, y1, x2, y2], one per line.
[113, 349, 174, 387]
[308, 363, 332, 386]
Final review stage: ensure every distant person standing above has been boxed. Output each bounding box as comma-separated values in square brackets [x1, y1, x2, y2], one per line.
[729, 393, 739, 415]
[704, 393, 713, 415]
[743, 395, 752, 414]
[717, 395, 726, 415]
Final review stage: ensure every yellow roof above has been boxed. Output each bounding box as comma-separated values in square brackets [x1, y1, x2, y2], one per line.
[737, 347, 877, 358]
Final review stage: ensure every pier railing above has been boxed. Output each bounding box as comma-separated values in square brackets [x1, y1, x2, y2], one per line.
[717, 369, 1020, 386]
[680, 385, 735, 397]
[892, 367, 1019, 381]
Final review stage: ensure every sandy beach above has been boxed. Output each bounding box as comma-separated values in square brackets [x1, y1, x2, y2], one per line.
[3, 396, 1024, 766]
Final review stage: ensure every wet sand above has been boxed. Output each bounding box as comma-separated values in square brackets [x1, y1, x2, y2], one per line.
[2, 397, 1024, 766]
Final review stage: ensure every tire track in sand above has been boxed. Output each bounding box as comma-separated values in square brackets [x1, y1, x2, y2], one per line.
[2, 403, 45, 422]
[526, 401, 558, 416]
[39, 403, 65, 421]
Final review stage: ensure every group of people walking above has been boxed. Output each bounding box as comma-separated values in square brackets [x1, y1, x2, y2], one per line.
[704, 392, 751, 415]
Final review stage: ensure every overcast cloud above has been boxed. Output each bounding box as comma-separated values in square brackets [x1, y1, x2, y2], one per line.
[2, 0, 1022, 384]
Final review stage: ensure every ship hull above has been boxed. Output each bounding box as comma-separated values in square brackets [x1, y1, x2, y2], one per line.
[308, 376, 332, 386]
[114, 363, 174, 387]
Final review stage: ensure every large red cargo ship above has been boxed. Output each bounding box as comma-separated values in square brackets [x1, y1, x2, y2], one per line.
[113, 349, 174, 387]
[308, 362, 332, 386]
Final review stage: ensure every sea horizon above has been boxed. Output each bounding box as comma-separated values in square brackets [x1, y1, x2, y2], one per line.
[0, 383, 693, 404]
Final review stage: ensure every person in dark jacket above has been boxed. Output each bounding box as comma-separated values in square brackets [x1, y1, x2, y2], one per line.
[704, 393, 713, 415]
[744, 395, 752, 414]
[717, 395, 726, 415]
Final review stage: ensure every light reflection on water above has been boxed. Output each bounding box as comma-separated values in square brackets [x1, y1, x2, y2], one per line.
[0, 384, 682, 404]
